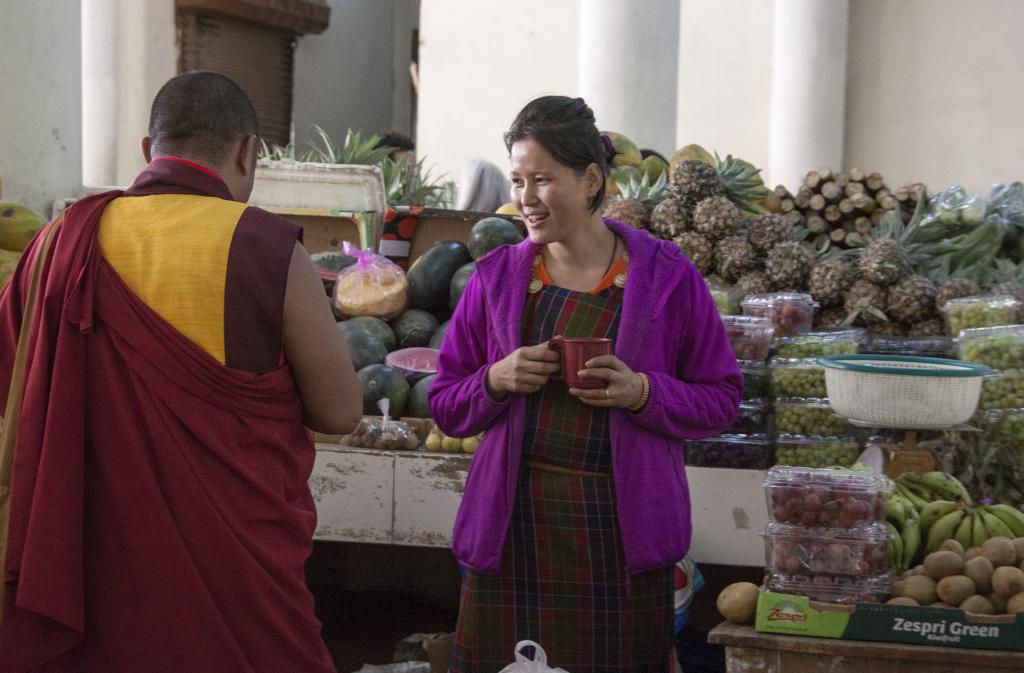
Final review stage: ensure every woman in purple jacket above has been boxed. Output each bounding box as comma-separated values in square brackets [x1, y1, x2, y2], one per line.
[429, 96, 742, 673]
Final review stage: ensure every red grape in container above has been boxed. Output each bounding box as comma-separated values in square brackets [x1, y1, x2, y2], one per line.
[721, 315, 774, 360]
[763, 465, 891, 528]
[763, 522, 890, 577]
[741, 292, 818, 337]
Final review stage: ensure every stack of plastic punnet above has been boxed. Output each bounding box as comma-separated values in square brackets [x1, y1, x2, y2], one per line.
[762, 465, 893, 604]
[958, 324, 1024, 461]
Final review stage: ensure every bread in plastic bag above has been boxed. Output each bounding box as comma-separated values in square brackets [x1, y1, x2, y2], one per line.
[340, 399, 420, 450]
[333, 241, 408, 320]
[497, 641, 570, 673]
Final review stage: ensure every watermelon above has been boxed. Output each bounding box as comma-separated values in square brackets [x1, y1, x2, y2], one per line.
[406, 240, 471, 314]
[449, 262, 476, 309]
[428, 320, 450, 350]
[385, 347, 439, 382]
[408, 373, 436, 418]
[337, 322, 388, 371]
[390, 309, 440, 349]
[467, 217, 524, 260]
[347, 315, 397, 352]
[310, 250, 357, 295]
[357, 364, 410, 417]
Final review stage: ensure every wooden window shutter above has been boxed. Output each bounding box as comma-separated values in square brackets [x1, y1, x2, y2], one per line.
[177, 9, 296, 146]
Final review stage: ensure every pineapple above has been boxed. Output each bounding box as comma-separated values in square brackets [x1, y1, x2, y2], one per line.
[984, 258, 1024, 304]
[714, 154, 771, 216]
[868, 322, 909, 338]
[766, 242, 814, 290]
[808, 258, 855, 307]
[714, 235, 757, 283]
[650, 197, 691, 239]
[917, 318, 947, 336]
[604, 199, 648, 229]
[885, 275, 938, 324]
[674, 231, 714, 275]
[843, 280, 888, 325]
[844, 208, 932, 288]
[693, 196, 742, 242]
[814, 307, 848, 330]
[671, 160, 722, 206]
[934, 276, 981, 312]
[735, 270, 773, 297]
[747, 213, 794, 255]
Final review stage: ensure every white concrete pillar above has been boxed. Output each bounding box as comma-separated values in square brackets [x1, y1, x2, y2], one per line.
[579, 0, 680, 154]
[82, 0, 120, 187]
[769, 0, 849, 190]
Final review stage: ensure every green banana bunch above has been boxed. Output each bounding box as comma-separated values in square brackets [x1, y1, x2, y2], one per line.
[972, 510, 990, 549]
[919, 471, 973, 505]
[894, 481, 931, 511]
[900, 517, 921, 572]
[954, 511, 975, 550]
[926, 508, 967, 554]
[886, 521, 904, 572]
[982, 503, 1024, 537]
[919, 500, 960, 531]
[978, 506, 1016, 539]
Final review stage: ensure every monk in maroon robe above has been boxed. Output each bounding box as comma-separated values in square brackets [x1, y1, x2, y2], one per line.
[0, 71, 362, 673]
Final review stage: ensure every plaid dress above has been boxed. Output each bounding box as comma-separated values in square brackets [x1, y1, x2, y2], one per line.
[451, 270, 675, 673]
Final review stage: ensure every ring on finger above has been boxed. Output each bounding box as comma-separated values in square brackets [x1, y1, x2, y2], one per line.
[605, 388, 610, 398]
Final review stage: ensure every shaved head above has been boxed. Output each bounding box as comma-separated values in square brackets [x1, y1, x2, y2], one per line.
[148, 71, 260, 166]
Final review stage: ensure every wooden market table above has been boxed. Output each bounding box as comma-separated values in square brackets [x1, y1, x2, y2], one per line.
[309, 444, 770, 566]
[708, 622, 1024, 672]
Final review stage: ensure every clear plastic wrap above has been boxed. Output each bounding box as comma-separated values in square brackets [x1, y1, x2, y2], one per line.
[763, 464, 890, 526]
[739, 359, 769, 400]
[722, 315, 774, 360]
[774, 329, 867, 358]
[763, 522, 890, 577]
[728, 401, 772, 435]
[921, 185, 986, 229]
[339, 416, 421, 451]
[741, 293, 818, 337]
[941, 294, 1020, 336]
[765, 573, 891, 604]
[862, 335, 954, 358]
[770, 358, 827, 399]
[333, 242, 409, 320]
[684, 434, 773, 469]
[774, 399, 856, 437]
[773, 434, 863, 469]
[975, 407, 1024, 450]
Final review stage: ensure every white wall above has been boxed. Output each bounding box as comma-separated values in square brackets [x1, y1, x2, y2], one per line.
[416, 0, 582, 188]
[0, 0, 82, 215]
[293, 0, 417, 149]
[845, 0, 1024, 194]
[677, 0, 774, 175]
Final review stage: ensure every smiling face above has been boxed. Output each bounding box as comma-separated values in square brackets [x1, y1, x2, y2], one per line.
[509, 138, 604, 245]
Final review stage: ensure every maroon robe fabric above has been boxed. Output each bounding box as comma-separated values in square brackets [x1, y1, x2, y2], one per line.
[0, 170, 335, 672]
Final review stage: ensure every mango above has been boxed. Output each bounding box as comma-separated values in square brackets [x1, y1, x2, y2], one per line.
[640, 155, 668, 183]
[0, 203, 45, 252]
[670, 144, 715, 177]
[602, 131, 642, 168]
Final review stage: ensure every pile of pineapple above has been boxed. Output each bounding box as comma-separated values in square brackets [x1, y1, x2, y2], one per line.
[602, 138, 1024, 338]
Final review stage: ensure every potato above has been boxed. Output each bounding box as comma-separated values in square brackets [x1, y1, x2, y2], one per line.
[965, 547, 982, 561]
[938, 539, 966, 558]
[1012, 537, 1024, 564]
[982, 537, 1017, 567]
[964, 556, 995, 595]
[992, 566, 1024, 599]
[1008, 591, 1024, 615]
[959, 594, 995, 615]
[923, 551, 965, 579]
[902, 575, 938, 606]
[717, 582, 759, 625]
[936, 575, 976, 606]
[887, 597, 919, 606]
[988, 592, 1008, 613]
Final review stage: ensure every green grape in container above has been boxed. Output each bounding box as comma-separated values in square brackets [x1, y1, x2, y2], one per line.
[980, 369, 1024, 409]
[775, 399, 855, 437]
[942, 295, 1020, 336]
[774, 434, 862, 468]
[770, 358, 827, 398]
[958, 325, 1024, 370]
[774, 329, 866, 358]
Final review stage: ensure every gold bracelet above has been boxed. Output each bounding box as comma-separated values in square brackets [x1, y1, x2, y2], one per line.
[629, 372, 650, 412]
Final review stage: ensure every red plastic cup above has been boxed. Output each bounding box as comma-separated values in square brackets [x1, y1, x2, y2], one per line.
[547, 336, 613, 389]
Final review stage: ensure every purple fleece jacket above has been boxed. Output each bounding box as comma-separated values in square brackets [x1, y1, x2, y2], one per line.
[429, 218, 742, 576]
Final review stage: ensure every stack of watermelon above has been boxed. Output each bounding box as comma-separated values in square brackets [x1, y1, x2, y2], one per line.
[323, 216, 524, 422]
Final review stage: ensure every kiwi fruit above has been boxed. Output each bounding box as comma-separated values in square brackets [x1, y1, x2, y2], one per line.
[912, 564, 926, 576]
[963, 556, 994, 595]
[1008, 591, 1024, 615]
[988, 592, 1008, 613]
[965, 547, 982, 561]
[959, 594, 995, 615]
[887, 597, 919, 606]
[902, 575, 938, 605]
[936, 575, 976, 606]
[892, 579, 908, 598]
[931, 602, 956, 609]
[923, 551, 964, 579]
[938, 538, 966, 558]
[1012, 537, 1024, 564]
[992, 566, 1024, 599]
[982, 537, 1017, 567]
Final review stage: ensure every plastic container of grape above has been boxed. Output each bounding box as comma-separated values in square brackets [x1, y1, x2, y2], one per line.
[721, 315, 774, 360]
[384, 347, 440, 382]
[684, 433, 773, 469]
[774, 398, 856, 437]
[769, 358, 828, 399]
[764, 572, 891, 604]
[763, 464, 889, 528]
[741, 292, 818, 337]
[739, 359, 769, 400]
[979, 368, 1024, 410]
[727, 400, 773, 435]
[774, 329, 867, 358]
[957, 324, 1024, 370]
[773, 434, 863, 469]
[941, 294, 1021, 337]
[763, 522, 890, 578]
[974, 407, 1024, 448]
[862, 335, 953, 359]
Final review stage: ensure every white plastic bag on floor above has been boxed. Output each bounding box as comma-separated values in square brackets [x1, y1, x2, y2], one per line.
[497, 641, 570, 673]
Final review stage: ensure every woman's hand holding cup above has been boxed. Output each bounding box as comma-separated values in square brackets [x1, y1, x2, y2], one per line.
[485, 342, 562, 399]
[570, 355, 645, 409]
